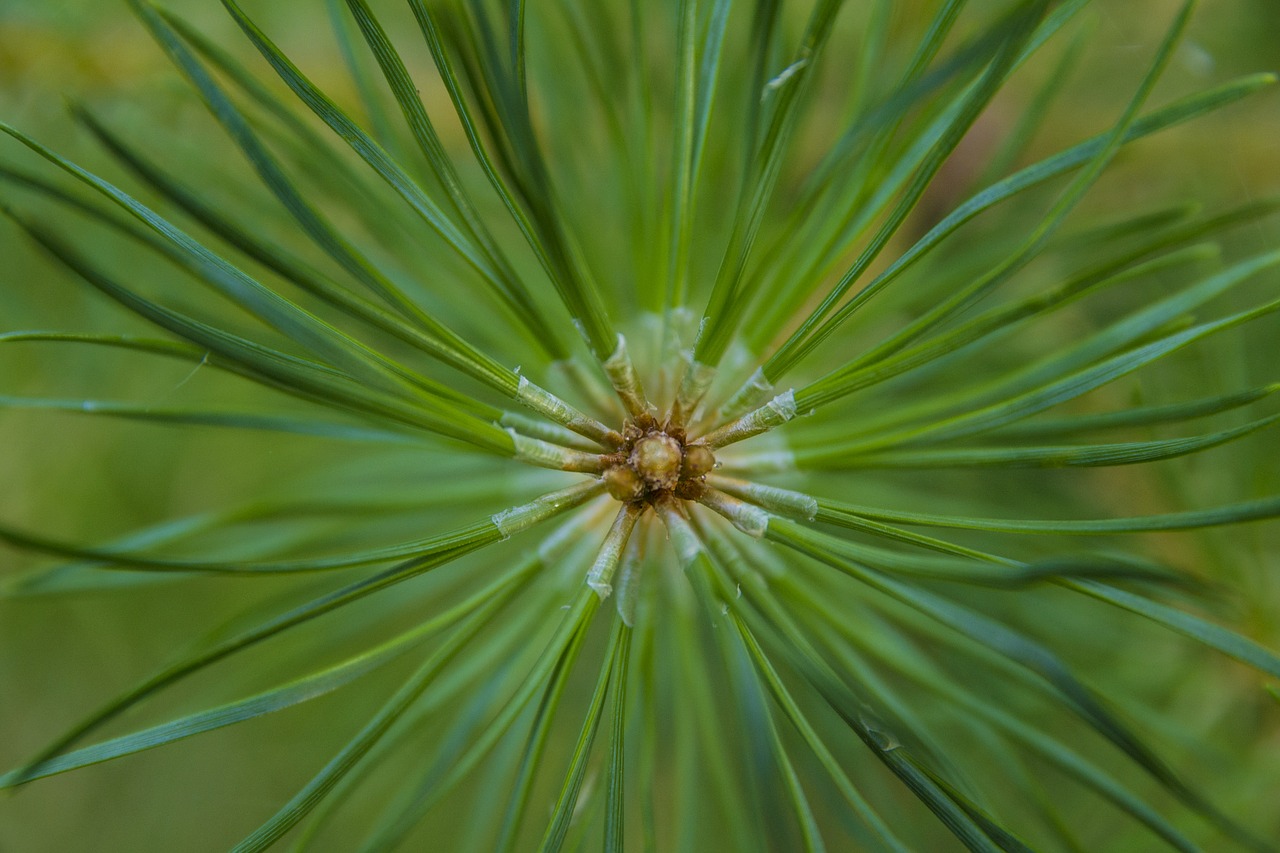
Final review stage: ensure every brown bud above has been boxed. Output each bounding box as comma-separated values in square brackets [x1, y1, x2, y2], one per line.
[681, 444, 715, 479]
[631, 433, 682, 490]
[603, 465, 646, 502]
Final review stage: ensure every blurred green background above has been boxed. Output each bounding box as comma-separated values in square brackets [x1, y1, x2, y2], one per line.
[2, 0, 1278, 849]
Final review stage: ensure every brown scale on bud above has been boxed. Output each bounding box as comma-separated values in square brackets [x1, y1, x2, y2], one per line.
[601, 423, 718, 505]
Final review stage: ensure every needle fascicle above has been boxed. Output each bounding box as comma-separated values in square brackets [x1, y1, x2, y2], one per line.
[509, 431, 612, 473]
[667, 356, 717, 428]
[696, 487, 770, 538]
[586, 503, 644, 599]
[706, 474, 818, 521]
[698, 389, 797, 449]
[515, 375, 624, 447]
[602, 334, 657, 424]
[654, 493, 705, 569]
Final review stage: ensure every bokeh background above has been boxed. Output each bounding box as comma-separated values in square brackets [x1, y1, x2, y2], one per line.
[2, 0, 1278, 849]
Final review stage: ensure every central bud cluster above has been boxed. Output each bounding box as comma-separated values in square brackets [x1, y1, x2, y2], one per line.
[602, 422, 716, 504]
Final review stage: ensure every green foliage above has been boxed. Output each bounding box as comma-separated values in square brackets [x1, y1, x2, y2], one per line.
[1, 0, 1278, 850]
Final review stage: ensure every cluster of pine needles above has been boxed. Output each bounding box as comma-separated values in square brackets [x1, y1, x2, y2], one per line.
[2, 0, 1279, 849]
